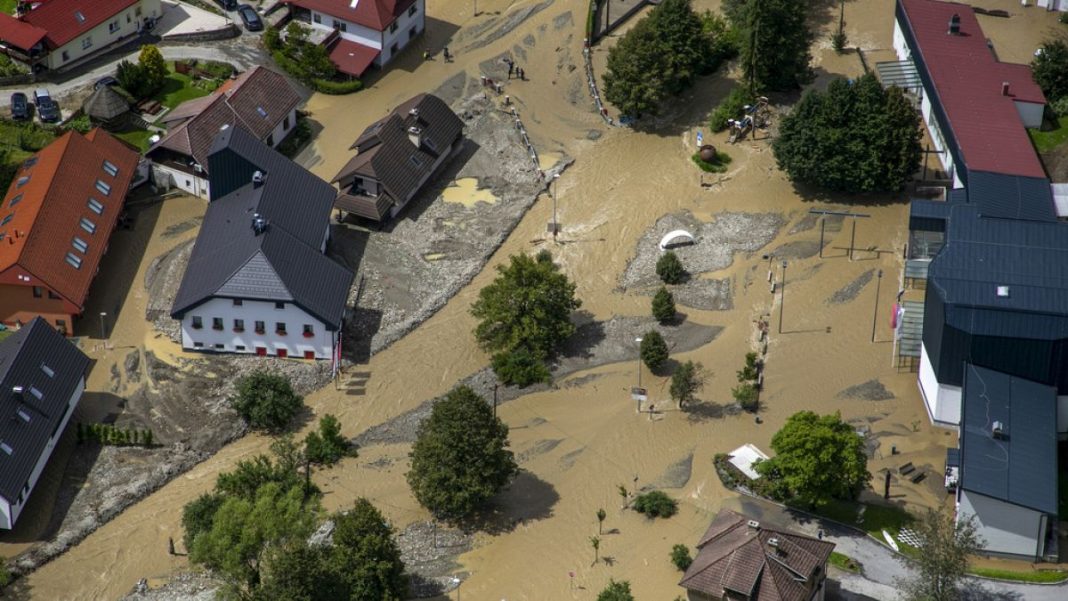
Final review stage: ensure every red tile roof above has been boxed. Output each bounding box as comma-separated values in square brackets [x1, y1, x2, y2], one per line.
[0, 12, 48, 50]
[287, 0, 417, 31]
[20, 0, 140, 48]
[0, 130, 140, 311]
[328, 37, 380, 77]
[898, 0, 1046, 179]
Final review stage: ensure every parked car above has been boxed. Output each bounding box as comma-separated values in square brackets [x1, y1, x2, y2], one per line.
[10, 92, 29, 120]
[94, 76, 119, 90]
[33, 88, 59, 123]
[237, 5, 263, 31]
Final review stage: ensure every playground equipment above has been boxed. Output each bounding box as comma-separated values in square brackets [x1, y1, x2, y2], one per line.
[659, 230, 696, 251]
[727, 96, 771, 144]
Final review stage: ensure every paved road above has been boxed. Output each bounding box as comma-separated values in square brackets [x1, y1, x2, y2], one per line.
[719, 496, 1063, 601]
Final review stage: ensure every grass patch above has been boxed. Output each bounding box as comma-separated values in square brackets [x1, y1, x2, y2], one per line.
[691, 151, 732, 173]
[0, 118, 58, 191]
[829, 551, 863, 574]
[813, 499, 918, 555]
[969, 567, 1068, 583]
[0, 0, 16, 15]
[114, 128, 155, 152]
[0, 330, 11, 343]
[152, 70, 211, 110]
[1030, 121, 1068, 153]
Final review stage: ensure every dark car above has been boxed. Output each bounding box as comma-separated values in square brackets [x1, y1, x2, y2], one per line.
[10, 92, 29, 120]
[94, 76, 119, 90]
[237, 5, 262, 31]
[33, 88, 59, 123]
[216, 0, 237, 9]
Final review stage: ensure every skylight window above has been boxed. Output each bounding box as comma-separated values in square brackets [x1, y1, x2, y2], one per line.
[1, 213, 11, 226]
[95, 180, 111, 195]
[74, 11, 85, 23]
[22, 157, 36, 169]
[65, 252, 82, 269]
[80, 217, 96, 234]
[256, 107, 268, 118]
[17, 176, 29, 187]
[87, 198, 104, 214]
[10, 193, 22, 207]
[17, 409, 30, 423]
[41, 363, 54, 378]
[0, 442, 11, 455]
[29, 386, 42, 400]
[408, 156, 423, 168]
[102, 160, 118, 177]
[72, 236, 88, 253]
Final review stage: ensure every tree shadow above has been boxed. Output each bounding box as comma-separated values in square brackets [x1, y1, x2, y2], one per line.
[684, 400, 737, 423]
[959, 580, 1023, 601]
[558, 311, 606, 361]
[460, 470, 559, 535]
[824, 579, 883, 601]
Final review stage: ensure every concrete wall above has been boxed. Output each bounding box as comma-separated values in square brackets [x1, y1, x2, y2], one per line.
[958, 490, 1046, 558]
[45, 0, 162, 70]
[1014, 101, 1044, 129]
[2, 376, 83, 529]
[919, 344, 962, 426]
[179, 297, 336, 359]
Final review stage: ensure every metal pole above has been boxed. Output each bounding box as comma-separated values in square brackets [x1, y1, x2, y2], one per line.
[872, 269, 883, 343]
[849, 216, 857, 261]
[552, 175, 558, 242]
[819, 217, 825, 258]
[99, 312, 106, 339]
[778, 261, 786, 334]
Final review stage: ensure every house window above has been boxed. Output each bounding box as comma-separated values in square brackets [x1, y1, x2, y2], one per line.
[277, 348, 288, 358]
[1, 213, 12, 226]
[16, 176, 28, 187]
[192, 316, 203, 329]
[75, 10, 86, 23]
[276, 322, 287, 335]
[274, 301, 284, 309]
[391, 43, 399, 57]
[82, 36, 93, 50]
[236, 345, 246, 351]
[65, 252, 82, 269]
[47, 290, 59, 299]
[254, 320, 265, 334]
[283, 115, 291, 130]
[9, 193, 22, 207]
[424, 137, 437, 152]
[233, 319, 245, 332]
[390, 21, 398, 33]
[72, 236, 88, 253]
[127, 13, 131, 23]
[212, 317, 224, 330]
[29, 386, 42, 400]
[194, 342, 204, 348]
[55, 319, 66, 334]
[0, 442, 11, 455]
[136, 7, 142, 16]
[304, 350, 315, 360]
[103, 160, 119, 176]
[409, 26, 416, 40]
[256, 346, 267, 356]
[408, 155, 423, 168]
[32, 286, 42, 298]
[95, 180, 111, 195]
[214, 343, 225, 350]
[88, 198, 104, 214]
[302, 324, 314, 338]
[313, 13, 321, 23]
[62, 51, 70, 62]
[409, 5, 417, 16]
[109, 20, 119, 34]
[266, 134, 274, 146]
[80, 217, 96, 234]
[232, 299, 243, 306]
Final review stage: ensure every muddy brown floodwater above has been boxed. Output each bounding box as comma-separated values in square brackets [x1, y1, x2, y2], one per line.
[8, 0, 1066, 599]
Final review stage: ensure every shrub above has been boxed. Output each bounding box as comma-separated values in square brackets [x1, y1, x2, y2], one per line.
[116, 59, 148, 98]
[639, 330, 668, 370]
[263, 25, 281, 51]
[737, 352, 759, 382]
[231, 371, 304, 432]
[597, 579, 635, 601]
[65, 114, 92, 134]
[733, 382, 759, 411]
[1051, 96, 1068, 119]
[313, 78, 363, 95]
[691, 150, 732, 173]
[652, 286, 676, 323]
[0, 561, 9, 589]
[138, 45, 168, 95]
[671, 543, 693, 571]
[632, 490, 678, 518]
[304, 414, 350, 465]
[0, 53, 27, 78]
[656, 251, 686, 284]
[700, 11, 740, 70]
[491, 347, 552, 387]
[709, 86, 750, 132]
[1033, 39, 1068, 103]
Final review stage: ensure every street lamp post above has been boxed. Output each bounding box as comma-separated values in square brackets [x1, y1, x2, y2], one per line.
[777, 261, 787, 334]
[872, 269, 883, 342]
[634, 336, 643, 413]
[452, 577, 462, 600]
[551, 173, 560, 242]
[99, 312, 107, 340]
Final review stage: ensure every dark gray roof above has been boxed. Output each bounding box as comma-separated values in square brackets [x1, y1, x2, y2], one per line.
[928, 204, 1068, 318]
[0, 318, 88, 504]
[82, 85, 129, 121]
[171, 128, 353, 328]
[960, 364, 1057, 514]
[966, 171, 1055, 222]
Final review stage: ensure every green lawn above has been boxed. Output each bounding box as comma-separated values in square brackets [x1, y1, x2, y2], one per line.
[0, 330, 11, 343]
[813, 500, 919, 555]
[153, 71, 210, 110]
[969, 567, 1068, 583]
[1029, 121, 1068, 153]
[114, 128, 156, 152]
[829, 551, 863, 574]
[0, 0, 16, 15]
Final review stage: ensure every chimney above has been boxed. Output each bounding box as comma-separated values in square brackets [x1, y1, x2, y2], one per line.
[409, 107, 419, 117]
[948, 13, 960, 35]
[252, 213, 267, 235]
[12, 385, 24, 400]
[1001, 82, 1010, 96]
[407, 126, 423, 148]
[747, 520, 761, 530]
[767, 537, 780, 548]
[252, 170, 265, 187]
[992, 421, 1005, 439]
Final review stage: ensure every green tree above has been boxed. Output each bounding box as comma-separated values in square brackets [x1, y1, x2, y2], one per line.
[656, 251, 686, 284]
[596, 507, 607, 534]
[670, 543, 693, 571]
[670, 360, 705, 408]
[137, 44, 168, 95]
[189, 483, 319, 592]
[700, 11, 741, 68]
[328, 499, 408, 600]
[733, 382, 759, 411]
[773, 73, 921, 194]
[263, 25, 282, 52]
[490, 346, 552, 387]
[257, 542, 342, 600]
[116, 59, 148, 98]
[231, 371, 304, 432]
[407, 386, 518, 521]
[755, 411, 870, 507]
[647, 0, 714, 93]
[597, 579, 635, 601]
[181, 491, 225, 552]
[727, 0, 813, 91]
[304, 414, 349, 465]
[652, 286, 677, 323]
[589, 535, 601, 564]
[640, 330, 668, 371]
[472, 252, 580, 384]
[1032, 39, 1068, 103]
[737, 352, 759, 381]
[899, 510, 983, 601]
[215, 436, 308, 500]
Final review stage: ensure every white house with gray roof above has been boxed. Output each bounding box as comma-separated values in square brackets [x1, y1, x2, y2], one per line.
[170, 126, 354, 360]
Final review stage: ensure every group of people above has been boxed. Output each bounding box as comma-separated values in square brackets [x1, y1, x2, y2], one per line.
[504, 57, 526, 81]
[423, 47, 453, 62]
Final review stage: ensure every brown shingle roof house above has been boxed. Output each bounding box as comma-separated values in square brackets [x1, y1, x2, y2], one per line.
[332, 93, 463, 221]
[146, 65, 302, 199]
[679, 510, 835, 601]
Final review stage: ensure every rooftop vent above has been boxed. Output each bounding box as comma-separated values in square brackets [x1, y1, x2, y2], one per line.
[948, 13, 960, 35]
[409, 107, 419, 117]
[220, 123, 230, 131]
[252, 170, 265, 186]
[996, 285, 1010, 298]
[747, 520, 760, 529]
[252, 213, 268, 235]
[992, 421, 1005, 439]
[767, 537, 780, 548]
[1002, 82, 1010, 96]
[12, 385, 23, 398]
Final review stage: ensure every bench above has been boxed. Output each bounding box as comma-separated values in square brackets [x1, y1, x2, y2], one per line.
[910, 471, 926, 484]
[898, 462, 915, 476]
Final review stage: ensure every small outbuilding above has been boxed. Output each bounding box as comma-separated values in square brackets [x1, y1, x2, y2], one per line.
[82, 85, 131, 129]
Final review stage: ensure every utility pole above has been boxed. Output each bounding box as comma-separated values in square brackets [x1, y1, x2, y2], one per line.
[872, 269, 883, 342]
[849, 214, 857, 261]
[819, 216, 825, 258]
[778, 261, 787, 334]
[551, 173, 560, 242]
[635, 337, 643, 389]
[99, 312, 107, 340]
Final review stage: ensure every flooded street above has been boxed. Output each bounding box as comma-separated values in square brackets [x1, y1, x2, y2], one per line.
[4, 0, 1064, 599]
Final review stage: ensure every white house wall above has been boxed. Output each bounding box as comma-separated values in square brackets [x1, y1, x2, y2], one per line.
[2, 376, 83, 529]
[1037, 0, 1068, 12]
[179, 297, 336, 359]
[378, 0, 426, 64]
[958, 490, 1046, 558]
[1014, 101, 1044, 129]
[264, 108, 298, 148]
[310, 10, 382, 49]
[154, 164, 210, 199]
[919, 344, 962, 427]
[44, 0, 162, 70]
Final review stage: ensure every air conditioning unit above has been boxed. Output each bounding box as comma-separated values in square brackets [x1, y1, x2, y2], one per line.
[747, 520, 760, 529]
